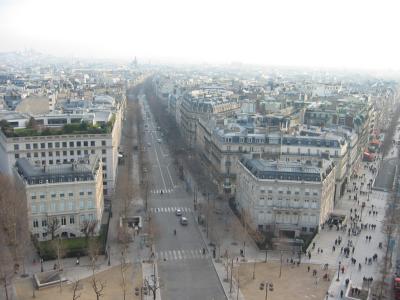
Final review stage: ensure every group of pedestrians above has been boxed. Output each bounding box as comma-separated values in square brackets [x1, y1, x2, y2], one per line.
[310, 157, 386, 298]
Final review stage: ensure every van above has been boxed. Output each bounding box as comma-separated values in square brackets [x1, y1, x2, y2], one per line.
[180, 217, 188, 226]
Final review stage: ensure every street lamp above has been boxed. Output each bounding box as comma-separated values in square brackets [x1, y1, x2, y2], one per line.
[107, 245, 111, 266]
[336, 261, 341, 281]
[262, 281, 274, 300]
[40, 258, 43, 272]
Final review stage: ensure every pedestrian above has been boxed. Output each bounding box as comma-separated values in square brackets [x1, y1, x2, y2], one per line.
[307, 266, 310, 272]
[332, 246, 336, 252]
[352, 247, 355, 254]
[358, 263, 362, 271]
[341, 266, 345, 274]
[320, 249, 323, 254]
[340, 290, 344, 298]
[365, 257, 367, 264]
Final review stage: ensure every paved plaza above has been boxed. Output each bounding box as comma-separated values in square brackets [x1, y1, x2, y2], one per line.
[236, 262, 334, 300]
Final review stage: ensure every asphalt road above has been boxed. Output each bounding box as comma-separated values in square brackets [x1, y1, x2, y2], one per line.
[141, 94, 226, 300]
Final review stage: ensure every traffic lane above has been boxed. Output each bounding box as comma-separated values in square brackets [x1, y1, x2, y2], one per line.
[159, 259, 226, 300]
[153, 213, 204, 252]
[149, 131, 175, 190]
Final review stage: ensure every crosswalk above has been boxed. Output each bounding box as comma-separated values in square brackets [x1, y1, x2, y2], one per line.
[149, 207, 192, 213]
[151, 189, 173, 194]
[156, 248, 208, 261]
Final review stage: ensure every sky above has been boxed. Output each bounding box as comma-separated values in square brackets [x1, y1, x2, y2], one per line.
[0, 0, 399, 70]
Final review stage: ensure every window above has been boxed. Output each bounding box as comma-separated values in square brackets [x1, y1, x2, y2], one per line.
[70, 150, 74, 155]
[102, 165, 107, 171]
[31, 203, 37, 213]
[33, 220, 39, 228]
[26, 144, 31, 150]
[68, 201, 74, 210]
[80, 199, 85, 209]
[40, 193, 45, 199]
[77, 150, 81, 155]
[61, 217, 66, 225]
[68, 192, 74, 197]
[102, 157, 106, 162]
[87, 190, 93, 196]
[41, 152, 46, 157]
[40, 202, 46, 212]
[77, 141, 81, 147]
[33, 143, 38, 149]
[87, 199, 94, 209]
[48, 142, 53, 148]
[70, 216, 75, 224]
[48, 152, 53, 157]
[102, 140, 106, 146]
[80, 191, 84, 196]
[42, 219, 47, 227]
[42, 232, 47, 238]
[55, 142, 60, 148]
[14, 153, 19, 159]
[63, 151, 67, 156]
[59, 201, 65, 211]
[91, 141, 95, 146]
[69, 141, 74, 147]
[62, 142, 67, 147]
[60, 193, 65, 198]
[40, 143, 45, 149]
[34, 152, 38, 158]
[14, 144, 19, 150]
[84, 141, 88, 147]
[31, 193, 36, 200]
[91, 149, 95, 154]
[27, 153, 31, 158]
[88, 214, 94, 220]
[51, 202, 56, 212]
[103, 189, 107, 196]
[80, 215, 85, 224]
[56, 151, 60, 157]
[84, 150, 88, 155]
[102, 149, 106, 154]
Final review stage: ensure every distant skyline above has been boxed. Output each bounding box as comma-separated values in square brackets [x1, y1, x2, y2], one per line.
[0, 0, 399, 70]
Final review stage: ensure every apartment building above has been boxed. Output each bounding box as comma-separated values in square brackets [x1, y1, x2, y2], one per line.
[236, 156, 335, 238]
[14, 156, 103, 241]
[0, 105, 123, 198]
[180, 90, 241, 148]
[197, 118, 348, 202]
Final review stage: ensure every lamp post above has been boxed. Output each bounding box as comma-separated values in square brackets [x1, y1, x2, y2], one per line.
[40, 258, 43, 272]
[336, 261, 341, 281]
[107, 245, 111, 266]
[264, 281, 273, 300]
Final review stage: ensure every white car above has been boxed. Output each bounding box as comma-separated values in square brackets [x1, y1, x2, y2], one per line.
[180, 216, 188, 225]
[175, 209, 182, 216]
[157, 139, 162, 143]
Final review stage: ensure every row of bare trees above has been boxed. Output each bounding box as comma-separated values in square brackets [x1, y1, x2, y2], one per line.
[144, 79, 217, 196]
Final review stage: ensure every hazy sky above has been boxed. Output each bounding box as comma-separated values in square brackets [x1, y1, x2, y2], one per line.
[0, 0, 399, 69]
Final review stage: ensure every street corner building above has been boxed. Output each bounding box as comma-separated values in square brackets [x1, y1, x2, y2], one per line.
[236, 155, 336, 240]
[14, 156, 104, 241]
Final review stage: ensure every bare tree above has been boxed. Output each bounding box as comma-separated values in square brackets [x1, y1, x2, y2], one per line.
[71, 279, 81, 300]
[81, 220, 98, 240]
[119, 246, 129, 300]
[51, 237, 66, 292]
[88, 239, 106, 300]
[46, 216, 61, 240]
[0, 175, 29, 300]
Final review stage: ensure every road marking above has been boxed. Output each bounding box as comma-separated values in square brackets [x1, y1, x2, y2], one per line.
[177, 250, 183, 260]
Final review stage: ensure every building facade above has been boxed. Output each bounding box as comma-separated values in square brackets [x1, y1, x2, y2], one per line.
[15, 157, 103, 241]
[236, 156, 336, 238]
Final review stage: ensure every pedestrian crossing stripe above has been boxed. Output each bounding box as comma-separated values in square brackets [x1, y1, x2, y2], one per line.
[151, 189, 173, 194]
[149, 207, 192, 213]
[156, 248, 208, 261]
